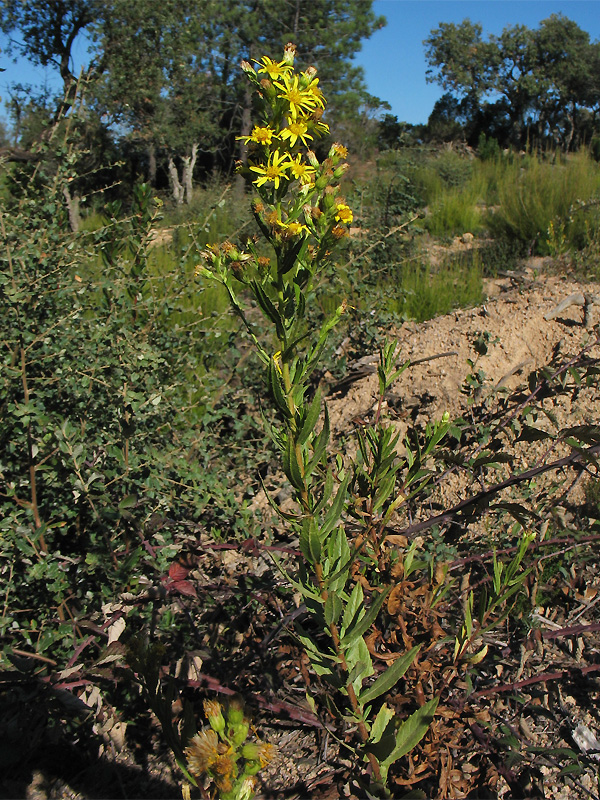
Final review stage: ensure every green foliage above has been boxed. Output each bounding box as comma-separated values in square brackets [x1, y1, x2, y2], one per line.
[0, 112, 258, 667]
[487, 150, 600, 254]
[425, 185, 483, 237]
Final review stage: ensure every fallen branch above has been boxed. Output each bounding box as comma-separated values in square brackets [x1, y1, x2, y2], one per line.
[392, 443, 600, 539]
[471, 662, 600, 699]
[544, 292, 600, 328]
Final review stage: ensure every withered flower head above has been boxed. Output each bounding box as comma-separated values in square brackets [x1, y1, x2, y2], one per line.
[283, 43, 297, 64]
[185, 729, 219, 778]
[332, 225, 348, 239]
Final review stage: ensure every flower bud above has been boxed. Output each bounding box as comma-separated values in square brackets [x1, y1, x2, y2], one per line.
[259, 78, 276, 101]
[204, 699, 226, 734]
[321, 190, 335, 211]
[238, 776, 257, 800]
[195, 265, 214, 280]
[229, 719, 250, 748]
[226, 695, 245, 726]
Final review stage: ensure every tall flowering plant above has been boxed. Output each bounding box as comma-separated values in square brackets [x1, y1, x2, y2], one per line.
[198, 45, 438, 796]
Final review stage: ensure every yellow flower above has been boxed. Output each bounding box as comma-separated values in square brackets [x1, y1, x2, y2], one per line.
[239, 125, 277, 145]
[311, 119, 330, 138]
[288, 154, 315, 185]
[256, 55, 292, 80]
[331, 224, 348, 239]
[286, 221, 308, 236]
[274, 74, 319, 119]
[330, 142, 348, 159]
[301, 72, 326, 109]
[280, 119, 312, 147]
[185, 729, 219, 777]
[334, 203, 353, 224]
[250, 150, 291, 189]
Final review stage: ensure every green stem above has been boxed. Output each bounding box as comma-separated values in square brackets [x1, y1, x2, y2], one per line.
[313, 561, 383, 784]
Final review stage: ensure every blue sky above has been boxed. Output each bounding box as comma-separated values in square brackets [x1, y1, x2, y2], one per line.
[361, 1, 600, 123]
[1, 1, 599, 126]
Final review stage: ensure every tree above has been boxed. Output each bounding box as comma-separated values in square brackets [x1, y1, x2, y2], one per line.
[2, 0, 387, 202]
[535, 14, 597, 150]
[94, 0, 387, 197]
[424, 14, 600, 150]
[0, 1, 102, 115]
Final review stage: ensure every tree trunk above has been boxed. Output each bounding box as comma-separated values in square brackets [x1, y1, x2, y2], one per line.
[182, 143, 198, 204]
[167, 156, 185, 205]
[565, 103, 576, 152]
[63, 186, 80, 232]
[168, 144, 198, 205]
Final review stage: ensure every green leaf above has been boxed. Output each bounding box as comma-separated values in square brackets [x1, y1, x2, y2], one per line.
[321, 474, 350, 537]
[359, 646, 421, 705]
[346, 637, 374, 694]
[268, 358, 292, 419]
[118, 494, 138, 510]
[297, 388, 322, 445]
[305, 405, 330, 478]
[313, 469, 334, 514]
[341, 581, 364, 636]
[283, 436, 305, 492]
[381, 697, 439, 768]
[252, 280, 284, 338]
[369, 704, 395, 744]
[342, 587, 391, 648]
[324, 592, 343, 626]
[299, 518, 321, 564]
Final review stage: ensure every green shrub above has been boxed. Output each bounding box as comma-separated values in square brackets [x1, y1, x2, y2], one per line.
[0, 120, 259, 666]
[487, 150, 600, 254]
[424, 184, 483, 237]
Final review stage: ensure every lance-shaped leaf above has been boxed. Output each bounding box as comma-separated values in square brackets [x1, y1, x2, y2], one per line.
[305, 405, 330, 478]
[297, 388, 322, 445]
[324, 592, 343, 626]
[284, 436, 305, 492]
[341, 581, 364, 636]
[380, 697, 439, 770]
[359, 645, 421, 705]
[268, 358, 292, 418]
[341, 587, 391, 648]
[252, 280, 285, 339]
[321, 473, 350, 538]
[299, 517, 322, 563]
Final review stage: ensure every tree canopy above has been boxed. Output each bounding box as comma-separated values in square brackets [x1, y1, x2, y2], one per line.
[1, 0, 386, 199]
[424, 14, 600, 150]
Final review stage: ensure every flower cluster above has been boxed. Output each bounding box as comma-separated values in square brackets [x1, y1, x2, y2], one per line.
[198, 44, 353, 290]
[184, 696, 276, 800]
